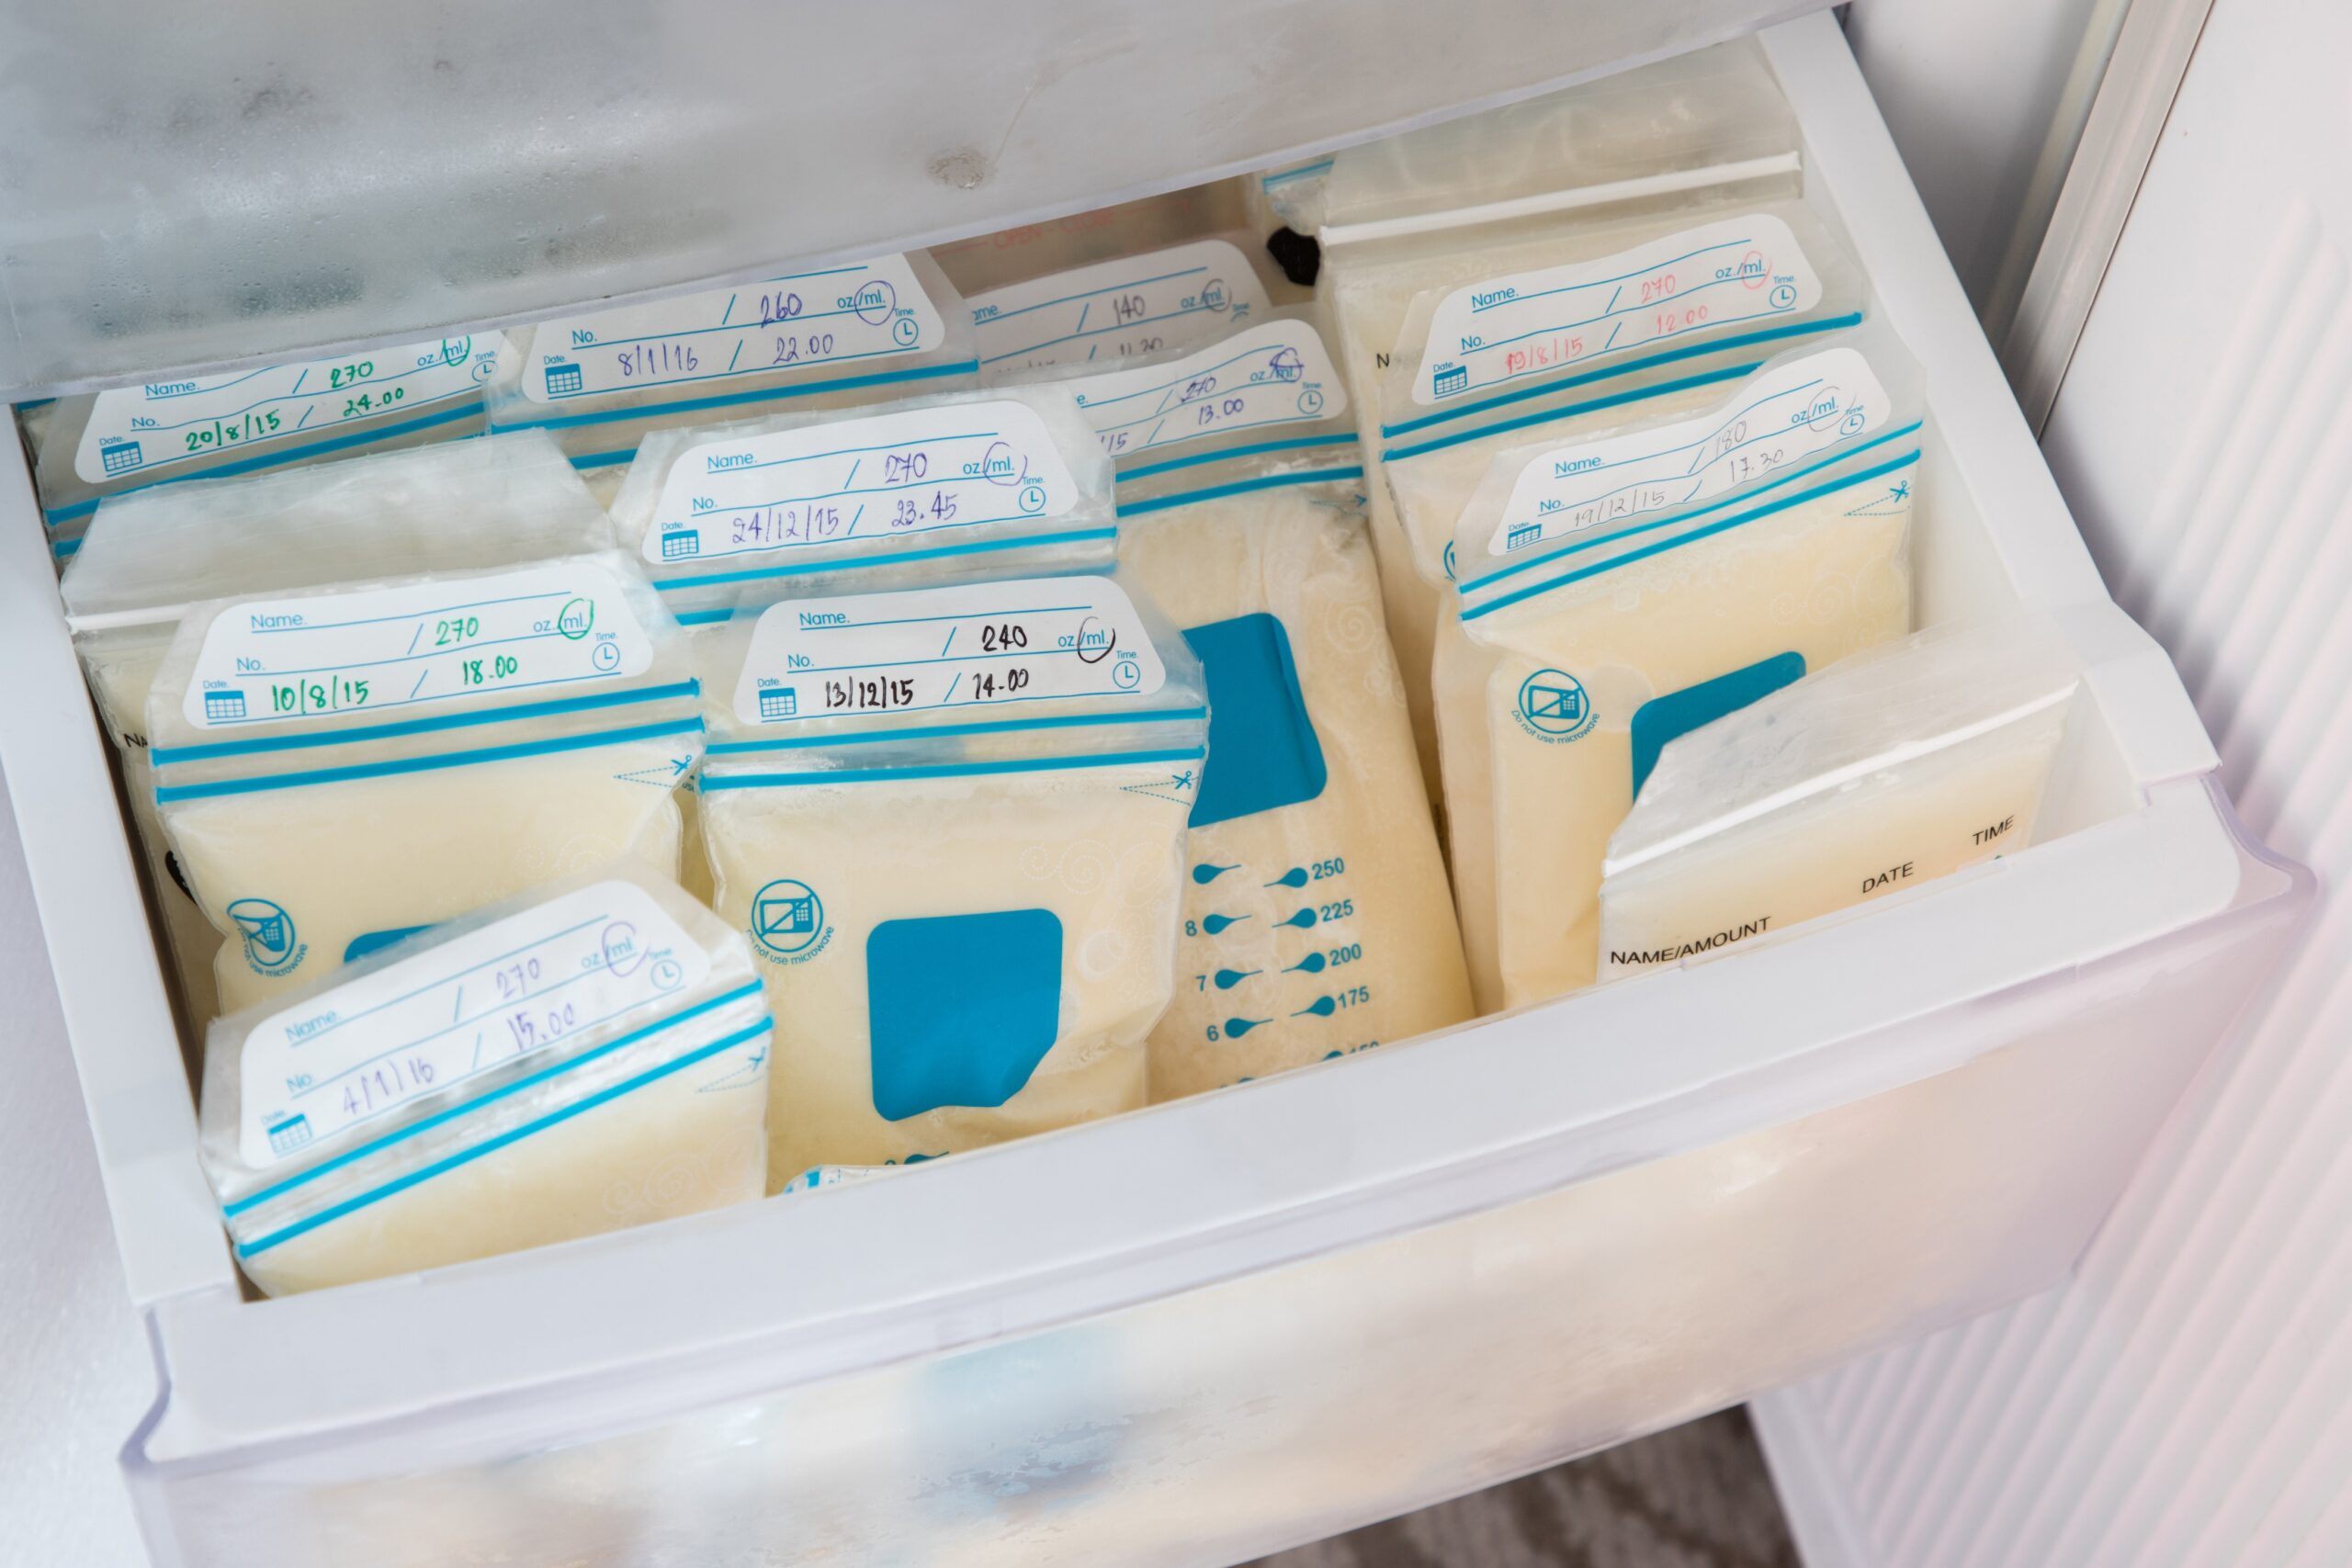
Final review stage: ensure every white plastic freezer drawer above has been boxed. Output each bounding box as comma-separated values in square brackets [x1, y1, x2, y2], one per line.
[0, 17, 2306, 1568]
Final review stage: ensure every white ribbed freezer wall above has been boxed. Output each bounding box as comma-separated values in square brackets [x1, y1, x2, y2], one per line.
[1757, 0, 2352, 1561]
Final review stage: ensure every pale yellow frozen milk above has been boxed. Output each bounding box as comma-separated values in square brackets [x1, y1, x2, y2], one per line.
[1447, 334, 1920, 1006]
[696, 571, 1207, 1184]
[1323, 198, 1859, 802]
[1037, 311, 1473, 1089]
[62, 433, 620, 1031]
[1461, 468, 1915, 1007]
[148, 555, 703, 1012]
[200, 868, 771, 1296]
[167, 755, 690, 1016]
[704, 764, 1193, 1179]
[1599, 622, 2076, 976]
[1429, 604, 1508, 1012]
[1306, 36, 1814, 785]
[1322, 255, 1446, 798]
[1120, 489, 1474, 1097]
[114, 750, 225, 1027]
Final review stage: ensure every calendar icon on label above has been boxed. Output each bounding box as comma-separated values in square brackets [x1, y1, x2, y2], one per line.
[543, 362, 584, 396]
[266, 1113, 313, 1156]
[759, 687, 799, 720]
[661, 532, 701, 560]
[1432, 364, 1470, 398]
[204, 689, 248, 721]
[99, 438, 144, 475]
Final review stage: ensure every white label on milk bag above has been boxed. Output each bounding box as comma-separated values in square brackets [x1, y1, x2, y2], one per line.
[238, 880, 711, 1166]
[185, 562, 653, 729]
[1488, 347, 1891, 556]
[644, 399, 1081, 566]
[1413, 214, 1821, 407]
[734, 573, 1164, 724]
[969, 239, 1272, 376]
[1065, 320, 1346, 458]
[525, 254, 944, 401]
[75, 336, 498, 484]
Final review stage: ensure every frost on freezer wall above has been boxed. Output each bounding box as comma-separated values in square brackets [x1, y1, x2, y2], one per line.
[0, 0, 1822, 391]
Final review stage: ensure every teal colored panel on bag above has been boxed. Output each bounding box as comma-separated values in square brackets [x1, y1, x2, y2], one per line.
[1183, 612, 1327, 829]
[867, 909, 1063, 1120]
[1629, 651, 1806, 797]
[343, 925, 431, 963]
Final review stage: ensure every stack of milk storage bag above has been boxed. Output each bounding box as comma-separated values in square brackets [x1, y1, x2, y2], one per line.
[57, 424, 765, 1294]
[607, 380, 1211, 1180]
[19, 37, 2089, 1303]
[1012, 311, 1477, 1096]
[1312, 39, 2046, 1012]
[62, 433, 611, 1029]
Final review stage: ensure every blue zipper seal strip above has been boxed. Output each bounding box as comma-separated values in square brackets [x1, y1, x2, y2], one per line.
[154, 716, 705, 801]
[1459, 449, 1924, 624]
[701, 744, 1207, 792]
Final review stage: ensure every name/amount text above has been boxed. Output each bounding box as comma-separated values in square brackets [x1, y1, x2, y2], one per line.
[1610, 916, 1772, 968]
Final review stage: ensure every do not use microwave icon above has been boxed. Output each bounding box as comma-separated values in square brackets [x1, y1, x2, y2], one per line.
[1525, 683, 1585, 722]
[756, 894, 818, 940]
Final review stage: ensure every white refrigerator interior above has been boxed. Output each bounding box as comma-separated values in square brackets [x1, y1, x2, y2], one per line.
[1756, 0, 2352, 1562]
[0, 8, 2316, 1566]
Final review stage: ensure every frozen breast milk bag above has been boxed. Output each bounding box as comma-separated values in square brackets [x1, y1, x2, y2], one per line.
[1446, 331, 1923, 1007]
[1375, 196, 1863, 584]
[62, 433, 617, 1028]
[1600, 619, 2080, 976]
[1042, 314, 1473, 1094]
[486, 252, 977, 495]
[1317, 39, 1810, 792]
[610, 384, 1122, 906]
[200, 866, 772, 1296]
[697, 570, 1208, 1183]
[32, 333, 503, 553]
[148, 552, 705, 1013]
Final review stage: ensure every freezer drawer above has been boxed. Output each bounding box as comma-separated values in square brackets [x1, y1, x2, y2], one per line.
[0, 17, 2306, 1568]
[129, 829, 2301, 1567]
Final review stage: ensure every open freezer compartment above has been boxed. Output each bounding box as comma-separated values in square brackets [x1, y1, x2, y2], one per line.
[0, 16, 2309, 1568]
[118, 780, 2304, 1568]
